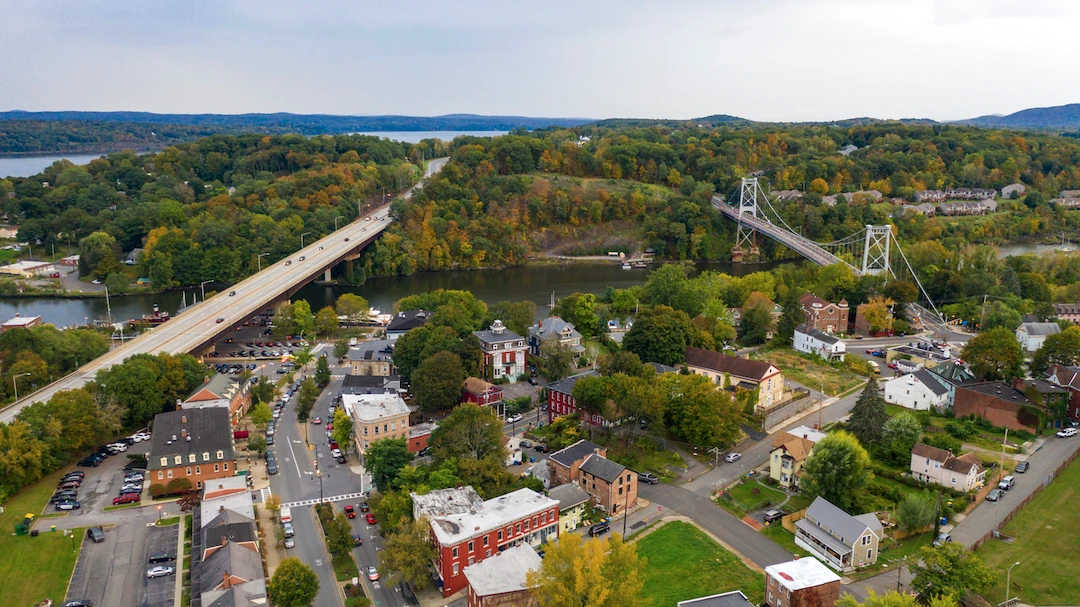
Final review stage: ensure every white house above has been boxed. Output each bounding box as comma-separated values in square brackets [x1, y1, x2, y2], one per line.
[884, 369, 949, 411]
[1016, 322, 1061, 353]
[793, 324, 846, 361]
[910, 443, 985, 492]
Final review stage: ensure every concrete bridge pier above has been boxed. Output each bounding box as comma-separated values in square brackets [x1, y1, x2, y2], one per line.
[324, 268, 332, 282]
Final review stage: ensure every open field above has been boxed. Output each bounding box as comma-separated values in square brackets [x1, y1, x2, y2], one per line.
[976, 455, 1080, 606]
[751, 347, 866, 396]
[0, 468, 83, 606]
[636, 521, 764, 606]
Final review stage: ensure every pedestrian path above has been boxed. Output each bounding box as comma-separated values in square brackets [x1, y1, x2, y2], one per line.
[280, 491, 366, 509]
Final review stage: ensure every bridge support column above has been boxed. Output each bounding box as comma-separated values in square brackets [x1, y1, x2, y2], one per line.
[345, 259, 354, 280]
[324, 268, 332, 282]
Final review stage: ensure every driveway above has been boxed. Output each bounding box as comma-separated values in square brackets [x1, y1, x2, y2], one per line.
[65, 513, 177, 607]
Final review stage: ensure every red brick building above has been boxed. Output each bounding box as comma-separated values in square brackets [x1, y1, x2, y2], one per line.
[800, 292, 849, 334]
[763, 557, 841, 607]
[411, 487, 559, 598]
[546, 370, 603, 426]
[953, 381, 1042, 433]
[148, 408, 237, 491]
[547, 440, 638, 515]
[1046, 364, 1080, 421]
[182, 374, 252, 426]
[463, 377, 505, 418]
[464, 545, 541, 607]
[407, 422, 435, 454]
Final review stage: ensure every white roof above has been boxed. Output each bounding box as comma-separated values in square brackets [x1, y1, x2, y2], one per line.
[200, 491, 255, 521]
[2, 260, 53, 271]
[463, 544, 541, 596]
[342, 393, 409, 423]
[785, 425, 826, 444]
[765, 557, 840, 591]
[411, 486, 483, 520]
[2, 315, 40, 327]
[424, 488, 558, 546]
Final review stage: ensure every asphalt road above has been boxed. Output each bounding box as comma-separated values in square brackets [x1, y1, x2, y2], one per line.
[1, 157, 447, 423]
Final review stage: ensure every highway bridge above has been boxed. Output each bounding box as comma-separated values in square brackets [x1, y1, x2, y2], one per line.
[0, 157, 447, 423]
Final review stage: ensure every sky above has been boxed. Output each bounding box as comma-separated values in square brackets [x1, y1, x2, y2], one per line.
[2, 0, 1079, 123]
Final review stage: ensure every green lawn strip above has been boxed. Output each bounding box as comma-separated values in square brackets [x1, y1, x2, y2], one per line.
[636, 521, 764, 606]
[156, 516, 181, 527]
[976, 455, 1080, 606]
[760, 524, 810, 558]
[592, 435, 684, 481]
[844, 532, 934, 582]
[333, 554, 359, 582]
[0, 468, 85, 606]
[718, 478, 788, 517]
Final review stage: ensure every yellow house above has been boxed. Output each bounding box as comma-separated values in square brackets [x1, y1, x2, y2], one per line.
[769, 426, 825, 490]
[684, 346, 787, 410]
[548, 483, 589, 534]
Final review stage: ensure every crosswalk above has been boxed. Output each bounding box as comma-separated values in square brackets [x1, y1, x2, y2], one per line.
[280, 491, 366, 509]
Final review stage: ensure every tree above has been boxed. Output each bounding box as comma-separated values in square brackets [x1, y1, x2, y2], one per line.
[540, 340, 574, 381]
[658, 373, 742, 447]
[380, 517, 438, 589]
[490, 300, 537, 339]
[78, 231, 119, 277]
[775, 289, 803, 346]
[881, 412, 923, 465]
[293, 300, 316, 337]
[331, 409, 354, 454]
[265, 493, 281, 515]
[527, 532, 648, 607]
[315, 306, 339, 337]
[847, 379, 888, 445]
[910, 542, 995, 599]
[251, 380, 275, 406]
[370, 489, 413, 534]
[273, 302, 298, 338]
[1031, 325, 1080, 375]
[809, 177, 829, 194]
[268, 557, 319, 607]
[295, 378, 318, 422]
[623, 305, 693, 366]
[838, 590, 958, 607]
[961, 327, 1023, 380]
[105, 271, 129, 294]
[894, 493, 936, 533]
[860, 296, 895, 333]
[247, 435, 267, 456]
[739, 302, 773, 346]
[333, 339, 349, 363]
[249, 402, 273, 428]
[325, 512, 354, 558]
[412, 350, 464, 412]
[366, 438, 413, 490]
[429, 403, 507, 462]
[598, 350, 645, 377]
[315, 355, 331, 387]
[801, 430, 873, 513]
[335, 293, 369, 325]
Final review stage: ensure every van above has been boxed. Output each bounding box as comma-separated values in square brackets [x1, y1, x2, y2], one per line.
[999, 475, 1015, 490]
[280, 506, 292, 524]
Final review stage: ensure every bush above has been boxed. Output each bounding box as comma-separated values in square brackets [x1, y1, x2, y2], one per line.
[922, 431, 962, 453]
[165, 478, 192, 496]
[149, 483, 166, 498]
[944, 420, 977, 439]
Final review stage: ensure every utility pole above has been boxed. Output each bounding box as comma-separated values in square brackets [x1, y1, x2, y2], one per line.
[818, 382, 825, 429]
[622, 481, 630, 537]
[980, 293, 989, 331]
[999, 428, 1009, 485]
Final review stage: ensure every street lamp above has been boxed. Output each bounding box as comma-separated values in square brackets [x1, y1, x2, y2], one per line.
[1005, 561, 1020, 606]
[200, 280, 212, 302]
[157, 505, 162, 521]
[256, 252, 269, 273]
[300, 232, 312, 249]
[12, 372, 31, 401]
[335, 216, 345, 230]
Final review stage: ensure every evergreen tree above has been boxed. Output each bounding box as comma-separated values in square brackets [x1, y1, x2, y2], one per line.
[775, 289, 803, 346]
[847, 378, 888, 445]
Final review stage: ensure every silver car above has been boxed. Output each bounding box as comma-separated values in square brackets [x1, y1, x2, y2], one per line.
[146, 566, 175, 578]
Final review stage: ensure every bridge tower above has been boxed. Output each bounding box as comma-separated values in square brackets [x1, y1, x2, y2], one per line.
[861, 225, 892, 276]
[732, 178, 761, 263]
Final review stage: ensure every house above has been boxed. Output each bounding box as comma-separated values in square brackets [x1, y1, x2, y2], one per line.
[201, 509, 259, 560]
[800, 293, 849, 334]
[198, 541, 265, 603]
[0, 260, 56, 277]
[386, 309, 429, 340]
[202, 585, 267, 607]
[884, 345, 954, 370]
[407, 422, 435, 454]
[1046, 364, 1080, 421]
[546, 440, 637, 514]
[771, 189, 803, 201]
[678, 591, 756, 607]
[124, 248, 143, 265]
[910, 443, 986, 492]
[147, 408, 237, 491]
[200, 477, 255, 521]
[953, 381, 1042, 433]
[839, 144, 859, 156]
[853, 303, 895, 336]
[411, 487, 559, 598]
[58, 254, 79, 266]
[182, 374, 252, 425]
[342, 393, 411, 454]
[1016, 322, 1061, 353]
[547, 440, 605, 487]
[474, 320, 527, 382]
[1012, 377, 1070, 427]
[548, 483, 590, 533]
[794, 497, 882, 571]
[464, 545, 541, 607]
[794, 324, 846, 361]
[684, 346, 787, 410]
[884, 369, 950, 412]
[769, 427, 825, 490]
[648, 361, 679, 375]
[462, 377, 504, 415]
[528, 316, 585, 357]
[1054, 303, 1080, 324]
[546, 370, 604, 426]
[340, 374, 399, 396]
[0, 226, 18, 239]
[1, 313, 42, 333]
[763, 557, 841, 607]
[347, 339, 396, 376]
[1001, 183, 1026, 198]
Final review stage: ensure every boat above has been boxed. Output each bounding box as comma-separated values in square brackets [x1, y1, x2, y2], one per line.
[621, 262, 632, 270]
[130, 304, 170, 325]
[632, 261, 648, 269]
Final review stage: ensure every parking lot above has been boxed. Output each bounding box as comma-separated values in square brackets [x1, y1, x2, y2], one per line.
[66, 520, 177, 607]
[45, 441, 151, 520]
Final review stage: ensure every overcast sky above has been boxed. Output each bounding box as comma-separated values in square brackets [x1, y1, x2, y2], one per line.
[1, 0, 1078, 122]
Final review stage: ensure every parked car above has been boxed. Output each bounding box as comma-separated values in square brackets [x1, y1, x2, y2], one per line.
[284, 537, 295, 549]
[148, 552, 176, 564]
[638, 472, 659, 485]
[367, 565, 380, 581]
[365, 513, 377, 525]
[764, 509, 785, 524]
[311, 417, 322, 425]
[266, 435, 275, 446]
[933, 533, 952, 547]
[146, 566, 175, 579]
[519, 440, 533, 449]
[986, 488, 1003, 501]
[1015, 461, 1029, 473]
[998, 475, 1015, 490]
[267, 460, 279, 475]
[353, 534, 363, 546]
[62, 600, 93, 607]
[724, 452, 742, 463]
[528, 377, 538, 385]
[1057, 427, 1078, 438]
[534, 444, 549, 453]
[78, 457, 102, 468]
[589, 522, 610, 537]
[283, 522, 294, 538]
[344, 505, 356, 518]
[58, 480, 81, 490]
[51, 491, 78, 503]
[86, 527, 105, 543]
[113, 494, 140, 505]
[124, 473, 144, 483]
[55, 500, 81, 511]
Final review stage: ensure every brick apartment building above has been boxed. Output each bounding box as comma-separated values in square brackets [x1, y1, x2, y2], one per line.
[800, 292, 849, 334]
[463, 377, 505, 418]
[763, 557, 841, 607]
[411, 487, 559, 598]
[546, 370, 603, 426]
[953, 381, 1042, 433]
[181, 374, 252, 426]
[547, 440, 638, 515]
[148, 408, 237, 491]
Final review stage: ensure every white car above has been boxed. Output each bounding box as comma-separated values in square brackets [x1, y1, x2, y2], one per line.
[506, 413, 523, 423]
[367, 565, 380, 581]
[1057, 427, 1078, 438]
[134, 432, 151, 442]
[124, 474, 144, 483]
[724, 452, 742, 463]
[146, 566, 175, 578]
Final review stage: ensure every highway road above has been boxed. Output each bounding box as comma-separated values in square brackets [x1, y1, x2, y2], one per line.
[0, 157, 447, 423]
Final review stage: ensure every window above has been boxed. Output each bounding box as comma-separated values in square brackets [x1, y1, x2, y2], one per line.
[174, 456, 182, 465]
[533, 516, 538, 528]
[224, 462, 228, 471]
[363, 427, 368, 436]
[468, 541, 474, 553]
[188, 454, 196, 463]
[167, 470, 173, 478]
[867, 549, 872, 559]
[452, 547, 458, 558]
[497, 530, 503, 541]
[515, 523, 521, 534]
[486, 549, 492, 557]
[862, 535, 871, 546]
[186, 467, 191, 475]
[619, 487, 623, 495]
[391, 421, 396, 430]
[374, 426, 379, 435]
[157, 471, 164, 480]
[524, 519, 529, 531]
[160, 457, 168, 467]
[216, 450, 224, 460]
[452, 563, 459, 577]
[197, 481, 202, 489]
[214, 464, 220, 472]
[468, 557, 475, 566]
[196, 466, 201, 474]
[483, 536, 489, 547]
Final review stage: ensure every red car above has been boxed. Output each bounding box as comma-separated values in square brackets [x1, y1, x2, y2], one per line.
[344, 505, 356, 519]
[113, 493, 140, 505]
[365, 513, 377, 525]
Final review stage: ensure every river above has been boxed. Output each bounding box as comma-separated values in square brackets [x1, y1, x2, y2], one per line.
[0, 131, 507, 178]
[0, 260, 793, 329]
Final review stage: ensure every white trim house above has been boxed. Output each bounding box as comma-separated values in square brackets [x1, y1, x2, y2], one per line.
[884, 369, 949, 411]
[794, 324, 846, 361]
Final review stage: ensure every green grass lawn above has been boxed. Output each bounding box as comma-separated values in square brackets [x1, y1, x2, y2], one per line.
[751, 347, 866, 396]
[760, 523, 809, 558]
[718, 478, 788, 517]
[977, 455, 1080, 606]
[595, 436, 685, 482]
[333, 554, 359, 582]
[0, 468, 84, 606]
[636, 521, 764, 606]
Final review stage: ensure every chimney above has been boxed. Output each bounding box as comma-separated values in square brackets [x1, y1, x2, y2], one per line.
[181, 415, 187, 424]
[220, 535, 227, 546]
[204, 375, 210, 385]
[222, 571, 231, 589]
[219, 505, 225, 513]
[593, 448, 601, 455]
[181, 429, 187, 439]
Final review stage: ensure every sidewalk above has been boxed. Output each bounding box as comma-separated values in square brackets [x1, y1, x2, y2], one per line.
[173, 514, 185, 607]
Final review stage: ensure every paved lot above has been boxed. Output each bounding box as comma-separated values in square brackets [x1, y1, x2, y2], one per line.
[65, 515, 176, 607]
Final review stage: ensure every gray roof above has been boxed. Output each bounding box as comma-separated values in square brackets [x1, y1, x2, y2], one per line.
[188, 373, 239, 401]
[346, 339, 394, 362]
[958, 381, 1037, 406]
[548, 483, 589, 510]
[341, 374, 399, 395]
[473, 320, 524, 345]
[387, 309, 429, 333]
[796, 323, 841, 345]
[463, 544, 541, 597]
[648, 362, 679, 374]
[203, 582, 267, 607]
[1017, 322, 1061, 337]
[530, 316, 583, 342]
[202, 510, 257, 549]
[579, 453, 627, 483]
[911, 369, 949, 397]
[148, 408, 236, 471]
[678, 591, 756, 607]
[546, 370, 600, 397]
[804, 496, 880, 548]
[548, 439, 604, 468]
[199, 542, 264, 594]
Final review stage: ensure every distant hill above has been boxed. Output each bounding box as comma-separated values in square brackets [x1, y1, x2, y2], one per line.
[954, 103, 1080, 129]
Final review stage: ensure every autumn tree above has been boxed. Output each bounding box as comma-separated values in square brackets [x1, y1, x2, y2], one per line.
[527, 532, 648, 607]
[381, 518, 438, 590]
[315, 306, 339, 337]
[268, 557, 319, 607]
[961, 327, 1023, 380]
[860, 296, 895, 333]
[249, 402, 273, 428]
[801, 430, 873, 513]
[808, 177, 829, 194]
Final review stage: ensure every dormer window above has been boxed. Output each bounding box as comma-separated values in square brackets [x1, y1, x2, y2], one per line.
[174, 456, 182, 465]
[203, 452, 210, 462]
[160, 457, 168, 467]
[216, 450, 224, 460]
[188, 454, 196, 463]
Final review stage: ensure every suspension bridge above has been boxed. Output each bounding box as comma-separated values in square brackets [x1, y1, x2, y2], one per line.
[712, 177, 945, 325]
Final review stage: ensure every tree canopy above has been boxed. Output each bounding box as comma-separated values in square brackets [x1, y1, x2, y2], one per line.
[801, 430, 874, 513]
[961, 327, 1024, 381]
[527, 533, 648, 607]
